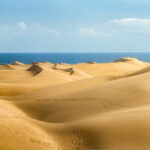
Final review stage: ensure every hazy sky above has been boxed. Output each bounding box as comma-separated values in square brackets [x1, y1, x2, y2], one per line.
[1, 0, 150, 52]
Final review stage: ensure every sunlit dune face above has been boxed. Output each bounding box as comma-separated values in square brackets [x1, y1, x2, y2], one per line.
[1, 58, 150, 150]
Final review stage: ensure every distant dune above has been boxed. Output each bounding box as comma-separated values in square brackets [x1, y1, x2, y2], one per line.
[1, 57, 150, 150]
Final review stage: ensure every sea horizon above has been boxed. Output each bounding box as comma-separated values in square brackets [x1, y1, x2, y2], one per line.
[1, 52, 150, 65]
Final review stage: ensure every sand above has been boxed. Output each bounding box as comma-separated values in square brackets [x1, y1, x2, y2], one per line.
[0, 57, 150, 150]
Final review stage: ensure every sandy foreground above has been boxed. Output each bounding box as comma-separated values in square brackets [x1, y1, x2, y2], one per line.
[1, 57, 150, 150]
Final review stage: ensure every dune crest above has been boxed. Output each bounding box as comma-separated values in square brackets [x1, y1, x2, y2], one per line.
[0, 58, 150, 150]
[0, 64, 14, 70]
[114, 57, 139, 62]
[12, 61, 24, 65]
[27, 64, 43, 75]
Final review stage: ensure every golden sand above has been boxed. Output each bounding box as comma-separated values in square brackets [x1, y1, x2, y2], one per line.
[0, 57, 150, 150]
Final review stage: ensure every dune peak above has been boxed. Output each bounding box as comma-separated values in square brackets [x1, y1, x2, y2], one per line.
[27, 64, 43, 75]
[86, 61, 95, 64]
[12, 61, 24, 65]
[32, 62, 40, 65]
[114, 57, 139, 63]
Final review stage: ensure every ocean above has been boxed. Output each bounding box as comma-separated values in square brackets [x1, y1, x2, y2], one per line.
[0, 52, 150, 64]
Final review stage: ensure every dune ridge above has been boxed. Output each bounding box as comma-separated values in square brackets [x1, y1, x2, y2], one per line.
[27, 64, 43, 75]
[1, 57, 150, 150]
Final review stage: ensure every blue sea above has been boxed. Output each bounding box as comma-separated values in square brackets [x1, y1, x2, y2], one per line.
[0, 53, 150, 65]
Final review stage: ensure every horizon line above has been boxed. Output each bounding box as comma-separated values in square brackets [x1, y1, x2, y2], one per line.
[0, 51, 150, 53]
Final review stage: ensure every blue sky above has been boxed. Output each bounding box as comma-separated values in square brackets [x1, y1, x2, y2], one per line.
[1, 0, 150, 52]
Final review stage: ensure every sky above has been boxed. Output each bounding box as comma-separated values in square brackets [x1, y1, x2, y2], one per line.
[1, 0, 150, 52]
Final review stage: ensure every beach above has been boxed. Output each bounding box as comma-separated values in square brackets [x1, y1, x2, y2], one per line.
[0, 57, 150, 150]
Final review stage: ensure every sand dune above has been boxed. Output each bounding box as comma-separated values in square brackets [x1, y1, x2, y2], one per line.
[27, 64, 43, 75]
[73, 57, 148, 76]
[1, 57, 150, 150]
[12, 61, 24, 66]
[0, 64, 15, 70]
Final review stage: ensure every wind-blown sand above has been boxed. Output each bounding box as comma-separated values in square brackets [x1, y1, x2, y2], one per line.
[1, 57, 150, 150]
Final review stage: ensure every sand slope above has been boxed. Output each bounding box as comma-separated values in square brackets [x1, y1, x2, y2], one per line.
[1, 57, 150, 150]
